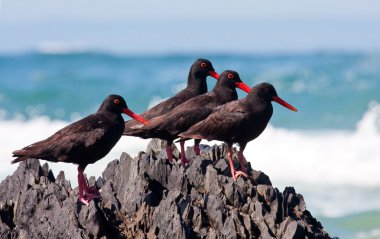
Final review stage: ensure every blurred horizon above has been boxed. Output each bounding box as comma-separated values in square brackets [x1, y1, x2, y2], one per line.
[1, 1, 380, 54]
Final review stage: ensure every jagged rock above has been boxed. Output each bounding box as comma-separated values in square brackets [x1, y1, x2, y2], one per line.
[0, 139, 331, 238]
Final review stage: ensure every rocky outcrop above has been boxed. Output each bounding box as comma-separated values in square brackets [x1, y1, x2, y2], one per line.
[0, 139, 330, 238]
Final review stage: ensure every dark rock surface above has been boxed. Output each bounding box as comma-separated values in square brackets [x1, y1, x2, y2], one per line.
[0, 139, 331, 238]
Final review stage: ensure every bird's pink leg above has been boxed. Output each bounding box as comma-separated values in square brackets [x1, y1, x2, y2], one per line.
[227, 147, 237, 180]
[193, 139, 201, 156]
[227, 147, 247, 181]
[77, 166, 101, 205]
[78, 166, 90, 205]
[180, 141, 190, 166]
[166, 144, 174, 163]
[235, 152, 248, 179]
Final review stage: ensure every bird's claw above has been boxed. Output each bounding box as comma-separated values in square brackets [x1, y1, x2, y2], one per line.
[79, 186, 101, 205]
[233, 171, 248, 181]
[80, 198, 90, 206]
[85, 186, 100, 195]
[181, 157, 190, 166]
[85, 192, 101, 200]
[80, 191, 101, 206]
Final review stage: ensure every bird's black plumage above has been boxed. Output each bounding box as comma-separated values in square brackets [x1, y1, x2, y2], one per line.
[123, 58, 219, 132]
[125, 70, 251, 165]
[179, 83, 297, 180]
[13, 95, 127, 167]
[127, 70, 244, 138]
[12, 94, 148, 205]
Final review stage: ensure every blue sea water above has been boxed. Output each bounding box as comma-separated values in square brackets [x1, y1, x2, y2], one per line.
[1, 51, 380, 238]
[1, 52, 379, 129]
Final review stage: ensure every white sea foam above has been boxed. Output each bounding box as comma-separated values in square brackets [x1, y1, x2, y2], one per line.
[243, 102, 380, 217]
[197, 102, 380, 217]
[356, 228, 380, 239]
[0, 103, 379, 217]
[245, 102, 380, 188]
[0, 116, 150, 188]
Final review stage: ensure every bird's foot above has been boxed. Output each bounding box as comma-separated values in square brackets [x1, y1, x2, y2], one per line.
[80, 197, 90, 206]
[166, 156, 175, 164]
[181, 156, 190, 166]
[233, 171, 248, 181]
[79, 186, 101, 205]
[85, 192, 101, 201]
[85, 186, 101, 196]
[240, 164, 248, 175]
[79, 192, 101, 206]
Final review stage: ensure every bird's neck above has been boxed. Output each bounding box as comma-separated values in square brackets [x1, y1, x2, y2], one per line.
[246, 93, 267, 104]
[213, 85, 238, 104]
[187, 73, 208, 95]
[98, 110, 124, 124]
[246, 94, 273, 113]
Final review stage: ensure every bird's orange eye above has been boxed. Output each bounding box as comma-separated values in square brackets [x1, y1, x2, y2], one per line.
[200, 62, 207, 68]
[113, 99, 120, 104]
[227, 73, 234, 79]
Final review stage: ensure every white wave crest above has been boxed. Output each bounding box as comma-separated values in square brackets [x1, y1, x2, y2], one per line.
[0, 117, 149, 187]
[1, 102, 380, 217]
[244, 102, 380, 187]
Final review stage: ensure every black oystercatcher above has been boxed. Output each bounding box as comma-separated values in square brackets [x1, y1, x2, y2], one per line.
[179, 83, 297, 180]
[124, 58, 219, 128]
[11, 95, 148, 205]
[123, 58, 219, 156]
[124, 70, 251, 165]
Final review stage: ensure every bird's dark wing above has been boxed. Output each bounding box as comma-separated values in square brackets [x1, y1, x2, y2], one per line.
[124, 88, 195, 130]
[179, 100, 249, 142]
[146, 93, 217, 133]
[123, 113, 169, 138]
[124, 93, 217, 138]
[146, 90, 192, 117]
[12, 114, 105, 163]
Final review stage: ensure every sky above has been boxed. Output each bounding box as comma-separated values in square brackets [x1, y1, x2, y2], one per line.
[1, 0, 380, 53]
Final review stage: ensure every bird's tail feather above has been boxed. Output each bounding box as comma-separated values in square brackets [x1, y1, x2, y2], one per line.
[11, 155, 29, 164]
[178, 133, 204, 140]
[174, 137, 191, 143]
[11, 147, 41, 164]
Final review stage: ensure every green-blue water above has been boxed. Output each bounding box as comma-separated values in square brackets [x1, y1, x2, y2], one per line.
[1, 52, 379, 129]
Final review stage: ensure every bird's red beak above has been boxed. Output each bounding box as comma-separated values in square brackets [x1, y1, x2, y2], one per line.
[208, 71, 220, 79]
[123, 108, 149, 124]
[272, 96, 298, 112]
[235, 82, 252, 93]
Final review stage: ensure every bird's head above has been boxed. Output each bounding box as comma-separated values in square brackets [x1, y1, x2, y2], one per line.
[191, 58, 219, 80]
[218, 70, 251, 93]
[100, 95, 149, 124]
[253, 83, 298, 112]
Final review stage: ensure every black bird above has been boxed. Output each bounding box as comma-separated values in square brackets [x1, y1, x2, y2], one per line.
[125, 70, 251, 165]
[179, 83, 297, 180]
[124, 58, 219, 129]
[123, 58, 219, 155]
[12, 95, 148, 205]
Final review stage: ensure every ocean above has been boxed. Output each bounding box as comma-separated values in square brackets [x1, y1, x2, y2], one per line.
[1, 51, 379, 238]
